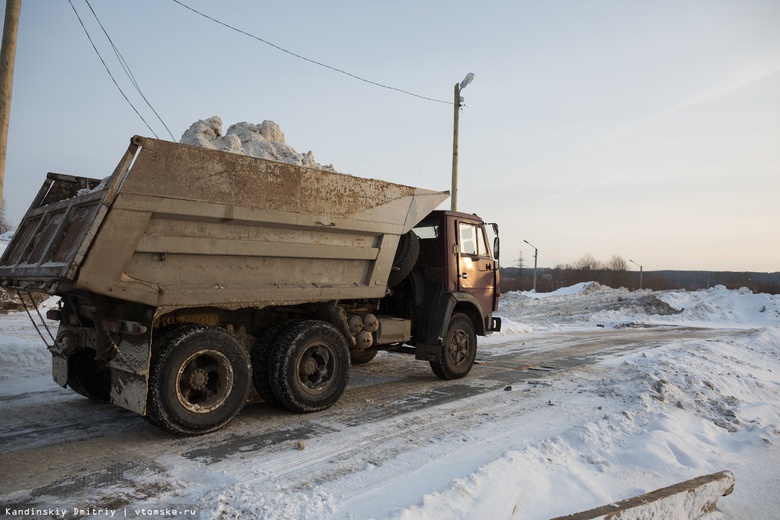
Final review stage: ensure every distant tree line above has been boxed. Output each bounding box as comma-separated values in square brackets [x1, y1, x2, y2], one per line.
[501, 254, 780, 294]
[0, 199, 11, 234]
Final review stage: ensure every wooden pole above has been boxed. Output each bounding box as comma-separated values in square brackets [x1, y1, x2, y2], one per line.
[450, 82, 460, 212]
[0, 0, 22, 217]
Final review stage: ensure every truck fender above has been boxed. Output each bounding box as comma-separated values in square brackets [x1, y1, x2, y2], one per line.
[414, 290, 485, 360]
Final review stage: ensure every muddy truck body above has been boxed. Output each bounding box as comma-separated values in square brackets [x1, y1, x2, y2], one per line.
[0, 136, 501, 435]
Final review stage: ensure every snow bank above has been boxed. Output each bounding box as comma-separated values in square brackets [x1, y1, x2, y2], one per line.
[522, 281, 605, 299]
[0, 333, 47, 370]
[396, 327, 780, 519]
[655, 285, 780, 328]
[496, 283, 780, 332]
[180, 116, 335, 171]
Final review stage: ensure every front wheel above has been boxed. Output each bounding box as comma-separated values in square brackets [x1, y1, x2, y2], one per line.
[147, 325, 251, 435]
[270, 320, 350, 413]
[429, 313, 477, 380]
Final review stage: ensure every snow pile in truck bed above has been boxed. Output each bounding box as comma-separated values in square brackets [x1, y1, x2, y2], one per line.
[180, 116, 336, 171]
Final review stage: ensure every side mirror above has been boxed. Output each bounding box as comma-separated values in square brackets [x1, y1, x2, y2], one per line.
[488, 222, 500, 259]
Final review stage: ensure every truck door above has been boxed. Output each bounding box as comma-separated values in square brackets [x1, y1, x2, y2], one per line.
[456, 220, 497, 314]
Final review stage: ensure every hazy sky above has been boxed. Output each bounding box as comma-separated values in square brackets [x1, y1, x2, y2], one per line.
[4, 0, 779, 272]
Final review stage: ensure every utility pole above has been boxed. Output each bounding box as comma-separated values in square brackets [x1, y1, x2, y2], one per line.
[629, 259, 643, 290]
[524, 240, 538, 292]
[0, 0, 21, 217]
[451, 73, 474, 211]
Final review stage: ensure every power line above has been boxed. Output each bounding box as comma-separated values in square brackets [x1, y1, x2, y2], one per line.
[171, 0, 450, 105]
[83, 0, 176, 141]
[67, 0, 161, 139]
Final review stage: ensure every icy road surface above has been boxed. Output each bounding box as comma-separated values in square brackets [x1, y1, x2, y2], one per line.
[1, 283, 779, 519]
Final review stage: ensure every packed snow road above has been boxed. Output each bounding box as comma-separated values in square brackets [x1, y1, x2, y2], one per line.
[1, 283, 779, 519]
[0, 326, 733, 515]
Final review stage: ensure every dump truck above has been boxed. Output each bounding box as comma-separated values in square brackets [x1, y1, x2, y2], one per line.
[0, 136, 501, 435]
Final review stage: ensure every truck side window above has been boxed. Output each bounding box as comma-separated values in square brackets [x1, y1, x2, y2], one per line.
[459, 223, 490, 257]
[459, 223, 477, 255]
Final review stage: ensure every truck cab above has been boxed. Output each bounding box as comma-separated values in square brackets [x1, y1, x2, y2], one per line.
[376, 210, 501, 378]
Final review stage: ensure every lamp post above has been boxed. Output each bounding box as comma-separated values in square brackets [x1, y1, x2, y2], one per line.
[451, 72, 474, 211]
[629, 259, 643, 290]
[524, 240, 538, 292]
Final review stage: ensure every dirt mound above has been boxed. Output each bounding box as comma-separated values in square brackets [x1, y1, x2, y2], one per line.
[610, 293, 683, 316]
[0, 288, 50, 313]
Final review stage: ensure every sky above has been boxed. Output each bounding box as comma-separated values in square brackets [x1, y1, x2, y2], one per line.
[2, 0, 779, 272]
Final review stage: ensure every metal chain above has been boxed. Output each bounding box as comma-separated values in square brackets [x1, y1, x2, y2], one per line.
[29, 291, 56, 343]
[15, 290, 142, 376]
[101, 324, 140, 375]
[17, 290, 54, 348]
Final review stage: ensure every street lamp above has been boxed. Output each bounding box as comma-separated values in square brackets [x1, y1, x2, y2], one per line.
[451, 72, 475, 211]
[629, 259, 643, 290]
[524, 240, 538, 292]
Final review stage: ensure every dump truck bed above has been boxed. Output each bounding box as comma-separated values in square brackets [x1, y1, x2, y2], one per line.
[0, 136, 448, 313]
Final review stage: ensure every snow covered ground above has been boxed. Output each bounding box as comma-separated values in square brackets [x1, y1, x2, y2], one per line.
[0, 282, 778, 519]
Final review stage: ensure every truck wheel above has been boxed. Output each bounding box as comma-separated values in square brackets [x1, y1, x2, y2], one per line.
[251, 324, 288, 405]
[67, 349, 111, 403]
[388, 231, 420, 287]
[350, 348, 377, 365]
[429, 313, 477, 380]
[270, 320, 350, 413]
[147, 325, 251, 435]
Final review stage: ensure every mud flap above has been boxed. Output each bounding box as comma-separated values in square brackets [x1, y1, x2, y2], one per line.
[51, 352, 68, 388]
[414, 288, 457, 360]
[107, 335, 152, 415]
[111, 371, 148, 415]
[49, 326, 75, 388]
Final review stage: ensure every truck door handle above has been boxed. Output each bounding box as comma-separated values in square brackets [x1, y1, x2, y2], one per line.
[459, 273, 468, 279]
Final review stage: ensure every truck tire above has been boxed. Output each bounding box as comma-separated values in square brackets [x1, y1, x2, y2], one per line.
[251, 324, 288, 405]
[429, 313, 477, 380]
[349, 348, 377, 365]
[388, 231, 420, 287]
[270, 320, 350, 413]
[67, 349, 111, 403]
[147, 325, 251, 435]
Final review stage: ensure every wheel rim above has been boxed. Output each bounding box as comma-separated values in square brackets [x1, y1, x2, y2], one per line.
[447, 328, 471, 366]
[175, 349, 234, 413]
[297, 344, 335, 394]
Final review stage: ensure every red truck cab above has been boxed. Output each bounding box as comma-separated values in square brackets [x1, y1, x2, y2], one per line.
[379, 210, 501, 378]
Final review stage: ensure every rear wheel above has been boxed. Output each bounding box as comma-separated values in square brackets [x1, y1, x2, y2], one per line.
[147, 325, 251, 435]
[429, 313, 477, 380]
[251, 324, 288, 405]
[270, 320, 350, 413]
[67, 349, 111, 403]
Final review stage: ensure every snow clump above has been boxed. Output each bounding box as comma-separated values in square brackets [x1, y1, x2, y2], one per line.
[180, 116, 336, 171]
